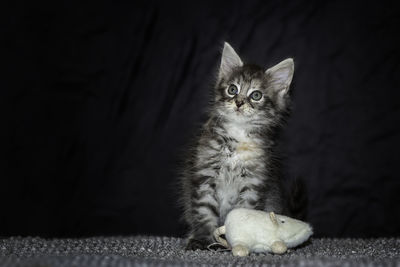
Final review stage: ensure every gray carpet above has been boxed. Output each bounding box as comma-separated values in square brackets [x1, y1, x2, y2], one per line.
[1, 236, 399, 266]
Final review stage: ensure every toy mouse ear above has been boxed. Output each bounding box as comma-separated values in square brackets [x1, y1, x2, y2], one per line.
[269, 212, 279, 227]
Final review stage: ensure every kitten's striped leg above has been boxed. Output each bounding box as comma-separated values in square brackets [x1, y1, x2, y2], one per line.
[237, 185, 261, 209]
[186, 221, 217, 250]
[238, 182, 283, 213]
[186, 185, 219, 250]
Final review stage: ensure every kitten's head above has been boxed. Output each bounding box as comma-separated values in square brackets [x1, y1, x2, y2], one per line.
[214, 42, 294, 124]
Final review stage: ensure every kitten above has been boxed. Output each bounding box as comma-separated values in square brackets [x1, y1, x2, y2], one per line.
[180, 42, 294, 250]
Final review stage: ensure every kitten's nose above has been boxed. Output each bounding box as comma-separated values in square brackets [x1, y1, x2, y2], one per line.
[235, 100, 244, 108]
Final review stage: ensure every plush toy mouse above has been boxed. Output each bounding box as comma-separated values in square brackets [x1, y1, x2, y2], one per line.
[213, 208, 313, 256]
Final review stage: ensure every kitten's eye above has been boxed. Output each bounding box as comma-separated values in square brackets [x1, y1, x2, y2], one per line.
[250, 90, 262, 101]
[227, 85, 238, 96]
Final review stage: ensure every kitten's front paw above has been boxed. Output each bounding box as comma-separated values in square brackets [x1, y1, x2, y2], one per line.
[185, 238, 210, 250]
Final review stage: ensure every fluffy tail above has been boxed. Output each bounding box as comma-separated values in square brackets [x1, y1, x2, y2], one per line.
[287, 178, 308, 221]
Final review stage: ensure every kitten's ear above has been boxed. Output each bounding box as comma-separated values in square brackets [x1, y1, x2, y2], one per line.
[218, 42, 243, 81]
[265, 58, 294, 96]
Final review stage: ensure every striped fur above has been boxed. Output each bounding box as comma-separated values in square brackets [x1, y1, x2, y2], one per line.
[180, 43, 294, 250]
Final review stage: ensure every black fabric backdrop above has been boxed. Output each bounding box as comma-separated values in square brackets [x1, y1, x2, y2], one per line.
[2, 0, 400, 238]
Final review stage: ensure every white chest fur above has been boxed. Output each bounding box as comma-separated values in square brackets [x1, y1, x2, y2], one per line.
[221, 121, 264, 165]
[214, 121, 265, 220]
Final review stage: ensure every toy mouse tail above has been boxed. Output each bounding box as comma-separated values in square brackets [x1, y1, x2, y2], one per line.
[287, 177, 308, 221]
[213, 226, 229, 248]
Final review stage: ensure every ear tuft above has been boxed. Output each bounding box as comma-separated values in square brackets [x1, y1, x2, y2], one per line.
[218, 42, 243, 81]
[265, 58, 294, 95]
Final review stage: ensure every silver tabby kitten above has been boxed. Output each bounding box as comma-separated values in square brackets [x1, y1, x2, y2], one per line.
[181, 42, 294, 250]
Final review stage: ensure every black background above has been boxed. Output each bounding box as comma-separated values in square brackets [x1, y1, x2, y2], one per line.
[2, 0, 400, 238]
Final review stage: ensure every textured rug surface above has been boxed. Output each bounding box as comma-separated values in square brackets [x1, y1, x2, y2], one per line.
[1, 236, 399, 266]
